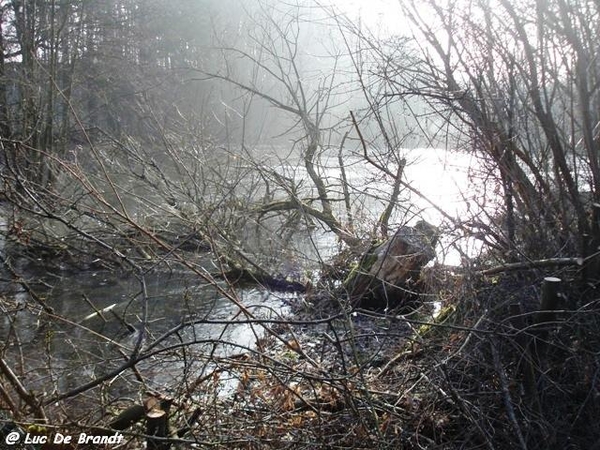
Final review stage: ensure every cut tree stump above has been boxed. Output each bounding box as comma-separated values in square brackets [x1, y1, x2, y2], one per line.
[536, 276, 562, 327]
[345, 220, 439, 309]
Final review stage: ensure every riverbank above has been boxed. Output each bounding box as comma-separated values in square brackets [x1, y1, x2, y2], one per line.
[1, 211, 598, 449]
[177, 266, 599, 449]
[1, 245, 599, 448]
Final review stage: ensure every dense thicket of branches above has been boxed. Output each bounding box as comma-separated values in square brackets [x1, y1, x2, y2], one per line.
[0, 0, 422, 269]
[1, 0, 599, 448]
[392, 0, 600, 271]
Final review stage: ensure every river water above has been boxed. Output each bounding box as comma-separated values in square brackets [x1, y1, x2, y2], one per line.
[0, 146, 491, 415]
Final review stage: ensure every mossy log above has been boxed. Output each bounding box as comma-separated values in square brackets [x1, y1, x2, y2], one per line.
[345, 221, 439, 309]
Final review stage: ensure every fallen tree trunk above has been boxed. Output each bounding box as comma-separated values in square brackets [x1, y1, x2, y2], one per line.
[215, 253, 307, 293]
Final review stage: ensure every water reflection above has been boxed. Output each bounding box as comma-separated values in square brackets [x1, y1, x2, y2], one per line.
[0, 266, 290, 407]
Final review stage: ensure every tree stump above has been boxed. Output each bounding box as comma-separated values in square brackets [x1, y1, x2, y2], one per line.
[145, 396, 172, 450]
[536, 276, 562, 327]
[516, 277, 562, 413]
[345, 220, 439, 309]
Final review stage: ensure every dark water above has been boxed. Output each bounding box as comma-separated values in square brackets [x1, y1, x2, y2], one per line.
[0, 260, 294, 412]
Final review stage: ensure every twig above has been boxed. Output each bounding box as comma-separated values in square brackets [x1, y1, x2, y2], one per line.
[491, 341, 528, 450]
[0, 255, 55, 315]
[0, 382, 19, 418]
[438, 364, 496, 450]
[479, 257, 583, 276]
[0, 357, 46, 421]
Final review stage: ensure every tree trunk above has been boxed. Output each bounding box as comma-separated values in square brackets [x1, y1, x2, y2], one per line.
[345, 221, 438, 309]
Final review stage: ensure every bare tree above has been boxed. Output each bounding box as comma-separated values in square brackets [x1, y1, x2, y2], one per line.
[384, 0, 600, 272]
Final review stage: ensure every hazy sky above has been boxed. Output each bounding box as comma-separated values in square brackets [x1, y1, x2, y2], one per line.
[327, 0, 405, 35]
